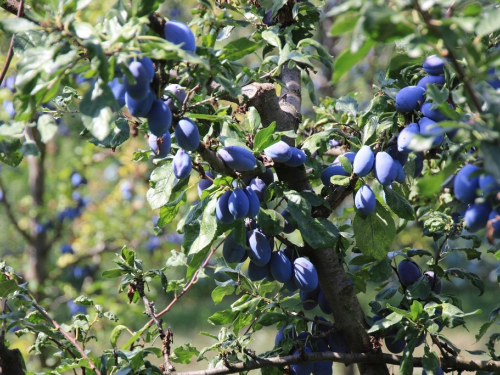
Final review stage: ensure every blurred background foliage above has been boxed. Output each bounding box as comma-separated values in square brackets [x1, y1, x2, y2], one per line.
[0, 0, 499, 373]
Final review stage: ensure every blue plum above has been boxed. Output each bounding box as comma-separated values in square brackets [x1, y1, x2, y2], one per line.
[270, 251, 293, 283]
[109, 77, 126, 107]
[384, 331, 405, 353]
[290, 347, 314, 375]
[265, 141, 292, 163]
[293, 257, 319, 292]
[248, 229, 272, 266]
[421, 102, 453, 122]
[300, 287, 319, 310]
[488, 209, 500, 239]
[312, 338, 332, 375]
[424, 271, 442, 294]
[414, 153, 424, 177]
[423, 55, 445, 75]
[218, 146, 256, 171]
[354, 184, 376, 216]
[321, 164, 348, 186]
[353, 145, 374, 177]
[418, 117, 444, 147]
[333, 151, 356, 165]
[216, 190, 235, 224]
[487, 68, 500, 90]
[464, 202, 492, 232]
[136, 55, 155, 81]
[124, 61, 150, 101]
[284, 277, 298, 292]
[259, 167, 275, 186]
[147, 100, 173, 137]
[282, 210, 295, 234]
[275, 325, 297, 348]
[223, 232, 247, 263]
[328, 332, 350, 353]
[244, 186, 260, 217]
[249, 177, 267, 202]
[125, 89, 155, 117]
[479, 174, 500, 196]
[394, 161, 405, 183]
[284, 147, 307, 167]
[174, 118, 200, 151]
[197, 171, 213, 197]
[164, 84, 187, 111]
[263, 9, 273, 25]
[247, 261, 269, 281]
[454, 164, 481, 203]
[395, 86, 425, 112]
[228, 188, 249, 220]
[417, 75, 445, 90]
[61, 243, 74, 254]
[149, 132, 171, 158]
[374, 152, 397, 186]
[397, 259, 421, 287]
[397, 122, 420, 153]
[173, 149, 192, 179]
[387, 145, 408, 166]
[164, 20, 196, 52]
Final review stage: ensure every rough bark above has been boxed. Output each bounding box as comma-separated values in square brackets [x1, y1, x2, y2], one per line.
[244, 63, 389, 375]
[0, 341, 25, 375]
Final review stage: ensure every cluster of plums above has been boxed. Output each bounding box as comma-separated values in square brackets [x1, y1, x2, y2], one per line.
[274, 316, 349, 375]
[396, 55, 458, 153]
[372, 259, 443, 356]
[223, 228, 319, 293]
[452, 165, 500, 237]
[321, 146, 418, 216]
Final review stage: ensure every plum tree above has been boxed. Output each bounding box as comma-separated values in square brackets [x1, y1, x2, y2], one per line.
[2, 1, 500, 375]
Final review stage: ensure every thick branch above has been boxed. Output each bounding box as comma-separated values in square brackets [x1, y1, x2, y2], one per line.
[173, 350, 500, 375]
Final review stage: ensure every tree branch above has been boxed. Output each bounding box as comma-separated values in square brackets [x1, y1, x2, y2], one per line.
[172, 350, 500, 375]
[31, 301, 101, 375]
[0, 0, 23, 86]
[0, 176, 33, 244]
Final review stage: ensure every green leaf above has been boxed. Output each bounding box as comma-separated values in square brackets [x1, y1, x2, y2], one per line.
[37, 115, 58, 143]
[335, 96, 358, 118]
[257, 208, 284, 236]
[189, 196, 218, 256]
[475, 8, 500, 36]
[375, 285, 398, 301]
[88, 118, 130, 149]
[400, 337, 417, 375]
[352, 202, 396, 260]
[256, 312, 287, 326]
[261, 30, 281, 49]
[330, 12, 359, 36]
[219, 38, 261, 61]
[79, 79, 116, 141]
[422, 347, 441, 374]
[0, 280, 20, 297]
[157, 177, 190, 227]
[330, 175, 350, 186]
[171, 344, 199, 364]
[383, 186, 415, 220]
[406, 278, 431, 301]
[211, 284, 235, 305]
[131, 0, 161, 17]
[444, 268, 484, 295]
[102, 268, 126, 279]
[110, 325, 129, 348]
[0, 18, 41, 33]
[246, 107, 262, 134]
[254, 122, 278, 152]
[0, 137, 23, 166]
[332, 39, 374, 83]
[147, 164, 178, 210]
[361, 3, 413, 42]
[208, 309, 239, 325]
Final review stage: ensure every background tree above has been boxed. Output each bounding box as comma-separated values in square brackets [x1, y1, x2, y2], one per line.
[1, 0, 500, 375]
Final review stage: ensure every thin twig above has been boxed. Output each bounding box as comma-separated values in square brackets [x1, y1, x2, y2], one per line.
[31, 301, 101, 375]
[0, 0, 23, 86]
[0, 176, 33, 244]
